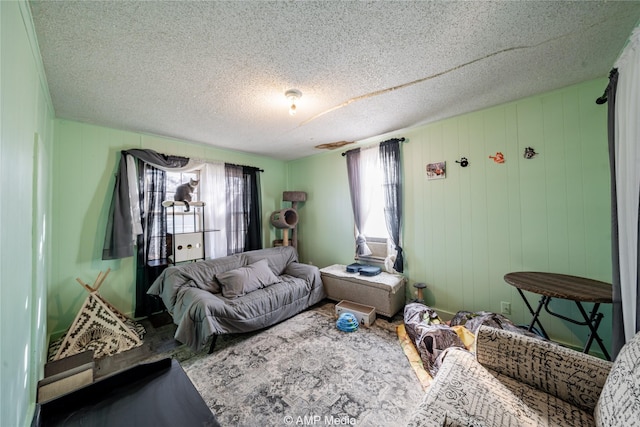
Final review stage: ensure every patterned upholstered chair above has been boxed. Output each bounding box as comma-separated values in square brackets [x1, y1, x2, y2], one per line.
[408, 325, 640, 427]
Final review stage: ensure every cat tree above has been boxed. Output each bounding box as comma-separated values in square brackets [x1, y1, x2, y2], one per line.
[161, 200, 206, 263]
[270, 191, 306, 248]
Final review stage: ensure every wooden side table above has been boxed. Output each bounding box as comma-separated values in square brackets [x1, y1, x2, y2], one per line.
[504, 271, 612, 360]
[320, 264, 406, 317]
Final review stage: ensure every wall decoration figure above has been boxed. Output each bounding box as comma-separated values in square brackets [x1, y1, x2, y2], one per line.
[455, 157, 469, 167]
[523, 147, 538, 159]
[489, 152, 505, 163]
[426, 161, 446, 180]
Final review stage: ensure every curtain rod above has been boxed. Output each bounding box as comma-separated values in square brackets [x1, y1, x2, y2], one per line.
[341, 137, 406, 156]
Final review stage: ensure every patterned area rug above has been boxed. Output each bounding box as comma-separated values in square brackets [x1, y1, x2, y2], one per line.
[181, 306, 424, 426]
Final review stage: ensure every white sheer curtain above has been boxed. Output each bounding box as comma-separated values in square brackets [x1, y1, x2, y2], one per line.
[346, 144, 392, 260]
[201, 162, 227, 259]
[360, 145, 387, 240]
[614, 26, 640, 344]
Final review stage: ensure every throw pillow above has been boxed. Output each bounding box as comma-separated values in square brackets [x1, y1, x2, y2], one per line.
[594, 329, 640, 426]
[216, 259, 280, 298]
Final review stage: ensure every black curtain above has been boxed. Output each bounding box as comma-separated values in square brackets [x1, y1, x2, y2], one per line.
[143, 165, 167, 263]
[225, 164, 262, 255]
[225, 164, 244, 255]
[604, 69, 625, 358]
[135, 163, 166, 317]
[243, 166, 262, 252]
[379, 139, 404, 273]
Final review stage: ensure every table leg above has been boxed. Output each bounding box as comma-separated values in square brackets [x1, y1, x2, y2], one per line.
[517, 288, 549, 339]
[574, 302, 611, 361]
[541, 298, 611, 361]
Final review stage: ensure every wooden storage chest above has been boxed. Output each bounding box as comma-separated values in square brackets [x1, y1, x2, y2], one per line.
[320, 264, 406, 317]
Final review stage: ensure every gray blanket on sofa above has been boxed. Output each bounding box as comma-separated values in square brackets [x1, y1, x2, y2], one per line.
[148, 246, 326, 350]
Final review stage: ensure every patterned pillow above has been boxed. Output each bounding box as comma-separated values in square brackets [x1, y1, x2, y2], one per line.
[594, 330, 640, 426]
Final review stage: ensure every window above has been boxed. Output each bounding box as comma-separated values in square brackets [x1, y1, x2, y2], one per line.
[143, 168, 201, 261]
[142, 163, 262, 261]
[165, 170, 201, 233]
[225, 170, 247, 255]
[355, 147, 390, 263]
[359, 148, 390, 241]
[104, 150, 263, 317]
[346, 139, 404, 272]
[166, 171, 200, 203]
[224, 163, 263, 256]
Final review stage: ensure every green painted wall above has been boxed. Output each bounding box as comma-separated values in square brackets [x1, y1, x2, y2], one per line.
[50, 120, 287, 336]
[1, 1, 55, 425]
[288, 79, 612, 354]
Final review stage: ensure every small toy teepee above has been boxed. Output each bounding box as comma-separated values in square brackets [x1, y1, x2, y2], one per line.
[51, 269, 144, 360]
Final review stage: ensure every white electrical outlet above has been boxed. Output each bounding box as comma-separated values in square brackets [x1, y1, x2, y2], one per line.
[500, 301, 511, 315]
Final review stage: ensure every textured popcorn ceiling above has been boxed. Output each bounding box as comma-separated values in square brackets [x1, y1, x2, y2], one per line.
[30, 1, 640, 160]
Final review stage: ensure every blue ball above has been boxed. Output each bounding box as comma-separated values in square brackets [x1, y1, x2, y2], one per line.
[336, 312, 359, 332]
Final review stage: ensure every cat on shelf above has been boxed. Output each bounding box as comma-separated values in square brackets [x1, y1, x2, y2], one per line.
[174, 178, 199, 212]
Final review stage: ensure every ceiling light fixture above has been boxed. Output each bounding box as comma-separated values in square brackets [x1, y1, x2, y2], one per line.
[285, 89, 302, 116]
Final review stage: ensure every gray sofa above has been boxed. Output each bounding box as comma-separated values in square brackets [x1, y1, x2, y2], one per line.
[408, 325, 640, 427]
[148, 246, 326, 352]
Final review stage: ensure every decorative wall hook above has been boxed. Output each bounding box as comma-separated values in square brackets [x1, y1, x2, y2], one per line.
[489, 152, 505, 163]
[455, 157, 469, 167]
[523, 147, 538, 159]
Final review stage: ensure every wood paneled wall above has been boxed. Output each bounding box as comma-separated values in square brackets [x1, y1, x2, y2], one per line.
[288, 79, 612, 354]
